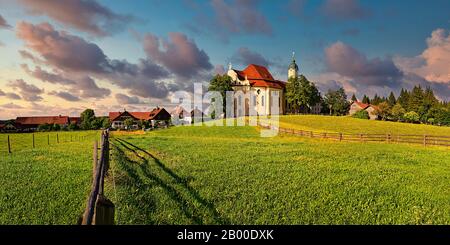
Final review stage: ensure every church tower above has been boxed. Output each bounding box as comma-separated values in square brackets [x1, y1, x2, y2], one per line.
[288, 52, 299, 80]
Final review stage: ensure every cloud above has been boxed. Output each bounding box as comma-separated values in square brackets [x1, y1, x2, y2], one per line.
[16, 21, 172, 99]
[7, 79, 44, 102]
[0, 14, 11, 29]
[321, 0, 371, 20]
[0, 89, 21, 100]
[21, 64, 75, 85]
[18, 0, 134, 37]
[115, 93, 145, 104]
[325, 41, 403, 87]
[231, 47, 272, 67]
[16, 21, 110, 72]
[394, 28, 450, 84]
[143, 32, 213, 79]
[0, 103, 24, 109]
[0, 89, 3, 96]
[70, 76, 110, 99]
[211, 0, 272, 35]
[287, 0, 307, 17]
[48, 91, 81, 101]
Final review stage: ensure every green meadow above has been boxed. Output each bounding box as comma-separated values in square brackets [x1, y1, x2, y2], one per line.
[0, 131, 100, 224]
[1, 116, 450, 224]
[107, 121, 450, 225]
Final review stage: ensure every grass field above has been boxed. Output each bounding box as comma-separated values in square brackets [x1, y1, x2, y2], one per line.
[107, 123, 450, 225]
[0, 131, 100, 154]
[274, 115, 450, 136]
[0, 131, 100, 224]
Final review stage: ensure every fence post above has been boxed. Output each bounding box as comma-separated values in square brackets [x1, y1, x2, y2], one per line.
[386, 134, 390, 143]
[32, 134, 35, 148]
[423, 135, 427, 146]
[47, 134, 50, 145]
[57, 133, 59, 143]
[94, 195, 115, 225]
[360, 133, 363, 142]
[339, 133, 342, 141]
[7, 135, 11, 154]
[93, 141, 98, 179]
[310, 131, 313, 138]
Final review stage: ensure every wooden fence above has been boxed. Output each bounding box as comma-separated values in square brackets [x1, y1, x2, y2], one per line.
[258, 123, 450, 147]
[80, 129, 115, 225]
[1, 132, 99, 154]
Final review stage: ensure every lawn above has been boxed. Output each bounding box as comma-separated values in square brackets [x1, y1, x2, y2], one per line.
[0, 131, 100, 224]
[0, 131, 100, 154]
[272, 115, 450, 136]
[107, 124, 450, 225]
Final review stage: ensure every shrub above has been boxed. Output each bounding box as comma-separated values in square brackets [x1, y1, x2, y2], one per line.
[352, 110, 369, 119]
[403, 111, 420, 123]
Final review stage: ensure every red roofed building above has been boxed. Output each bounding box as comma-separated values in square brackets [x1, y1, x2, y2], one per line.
[15, 115, 71, 131]
[349, 101, 380, 120]
[109, 107, 171, 129]
[227, 63, 287, 115]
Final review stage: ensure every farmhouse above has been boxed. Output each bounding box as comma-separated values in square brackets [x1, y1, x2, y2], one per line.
[170, 105, 191, 125]
[15, 115, 75, 131]
[109, 107, 171, 129]
[349, 101, 379, 120]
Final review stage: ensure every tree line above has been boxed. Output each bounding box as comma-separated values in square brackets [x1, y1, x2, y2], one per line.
[354, 86, 450, 125]
[37, 109, 110, 132]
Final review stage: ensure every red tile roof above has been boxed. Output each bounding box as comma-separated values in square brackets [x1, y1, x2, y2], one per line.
[16, 116, 70, 125]
[109, 108, 170, 121]
[233, 64, 286, 89]
[353, 101, 370, 110]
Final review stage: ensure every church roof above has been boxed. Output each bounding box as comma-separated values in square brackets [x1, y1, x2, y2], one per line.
[233, 64, 286, 89]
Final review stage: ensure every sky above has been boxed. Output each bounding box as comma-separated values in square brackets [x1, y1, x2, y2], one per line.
[0, 0, 449, 119]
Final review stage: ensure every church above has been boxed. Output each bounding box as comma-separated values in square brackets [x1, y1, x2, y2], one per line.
[226, 53, 302, 115]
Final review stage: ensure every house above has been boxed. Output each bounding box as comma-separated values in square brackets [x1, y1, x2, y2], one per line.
[170, 105, 191, 125]
[349, 101, 379, 120]
[191, 107, 204, 124]
[227, 63, 286, 116]
[109, 107, 171, 130]
[69, 117, 81, 125]
[15, 115, 71, 131]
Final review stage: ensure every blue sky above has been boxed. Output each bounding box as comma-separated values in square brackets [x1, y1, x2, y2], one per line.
[0, 0, 449, 119]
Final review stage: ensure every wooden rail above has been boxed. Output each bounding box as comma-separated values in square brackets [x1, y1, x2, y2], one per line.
[258, 123, 450, 147]
[81, 129, 115, 225]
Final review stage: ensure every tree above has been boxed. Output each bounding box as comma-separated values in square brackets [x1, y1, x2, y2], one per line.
[324, 87, 349, 116]
[352, 110, 369, 119]
[68, 123, 79, 131]
[408, 85, 424, 112]
[403, 111, 420, 123]
[80, 109, 95, 130]
[351, 93, 357, 102]
[208, 74, 233, 116]
[123, 118, 135, 130]
[371, 94, 382, 105]
[375, 102, 391, 120]
[38, 123, 51, 132]
[286, 75, 321, 113]
[102, 118, 111, 129]
[391, 103, 406, 121]
[91, 117, 103, 130]
[52, 123, 61, 131]
[397, 88, 410, 110]
[388, 92, 396, 107]
[362, 94, 370, 104]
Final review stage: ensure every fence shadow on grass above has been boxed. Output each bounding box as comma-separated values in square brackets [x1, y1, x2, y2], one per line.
[112, 138, 229, 225]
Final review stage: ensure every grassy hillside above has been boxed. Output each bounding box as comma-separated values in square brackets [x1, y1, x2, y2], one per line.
[108, 125, 450, 224]
[275, 115, 450, 136]
[0, 131, 99, 224]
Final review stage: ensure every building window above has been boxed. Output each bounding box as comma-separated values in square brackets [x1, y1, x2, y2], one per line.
[253, 95, 257, 106]
[261, 96, 265, 106]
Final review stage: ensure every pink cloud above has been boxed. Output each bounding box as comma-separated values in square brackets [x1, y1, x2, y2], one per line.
[18, 0, 133, 37]
[143, 32, 213, 78]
